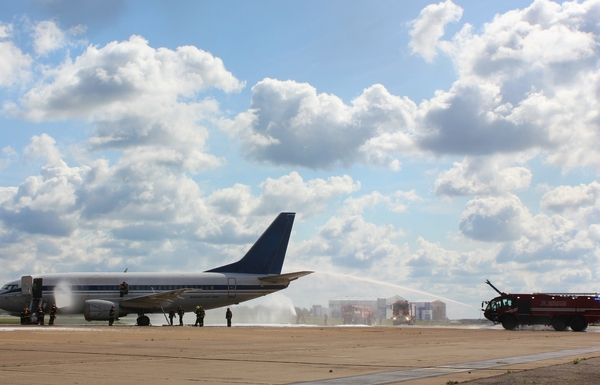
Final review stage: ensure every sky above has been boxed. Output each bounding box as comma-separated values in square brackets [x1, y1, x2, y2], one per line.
[1, 0, 600, 319]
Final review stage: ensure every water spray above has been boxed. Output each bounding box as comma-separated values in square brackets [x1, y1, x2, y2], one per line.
[315, 271, 478, 309]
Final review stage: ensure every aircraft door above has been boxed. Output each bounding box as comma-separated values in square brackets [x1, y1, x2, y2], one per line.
[21, 276, 33, 296]
[228, 278, 236, 298]
[32, 278, 43, 299]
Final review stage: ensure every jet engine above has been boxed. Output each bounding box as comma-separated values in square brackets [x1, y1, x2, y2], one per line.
[83, 300, 120, 321]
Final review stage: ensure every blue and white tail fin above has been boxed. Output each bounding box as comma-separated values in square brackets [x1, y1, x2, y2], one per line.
[206, 212, 295, 275]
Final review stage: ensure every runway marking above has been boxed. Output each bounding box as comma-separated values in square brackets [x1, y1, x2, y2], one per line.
[290, 346, 600, 385]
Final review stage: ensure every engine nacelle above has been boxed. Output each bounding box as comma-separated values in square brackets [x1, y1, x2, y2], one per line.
[84, 300, 120, 321]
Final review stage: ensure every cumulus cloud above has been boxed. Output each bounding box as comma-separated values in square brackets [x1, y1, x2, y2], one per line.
[409, 0, 463, 62]
[0, 23, 32, 87]
[342, 189, 422, 214]
[220, 79, 416, 170]
[0, 135, 360, 273]
[541, 181, 600, 213]
[15, 34, 245, 173]
[416, 0, 600, 169]
[20, 34, 244, 121]
[32, 20, 66, 56]
[459, 194, 532, 242]
[435, 156, 532, 197]
[297, 215, 406, 269]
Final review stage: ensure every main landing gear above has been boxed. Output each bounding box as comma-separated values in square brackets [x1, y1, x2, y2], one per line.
[136, 314, 150, 326]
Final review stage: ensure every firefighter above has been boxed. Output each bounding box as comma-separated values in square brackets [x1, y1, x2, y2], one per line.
[177, 306, 185, 326]
[119, 281, 129, 297]
[37, 305, 45, 326]
[20, 307, 27, 325]
[168, 307, 176, 326]
[194, 306, 205, 327]
[24, 308, 30, 324]
[225, 307, 232, 327]
[109, 305, 115, 326]
[49, 304, 57, 325]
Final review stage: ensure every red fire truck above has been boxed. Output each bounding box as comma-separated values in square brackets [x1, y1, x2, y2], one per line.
[341, 305, 374, 325]
[391, 300, 414, 325]
[482, 280, 600, 331]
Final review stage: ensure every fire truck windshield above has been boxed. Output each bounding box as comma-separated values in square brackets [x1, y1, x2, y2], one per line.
[486, 297, 514, 312]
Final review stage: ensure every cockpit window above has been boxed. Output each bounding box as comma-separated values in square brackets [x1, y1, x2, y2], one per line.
[1, 284, 18, 291]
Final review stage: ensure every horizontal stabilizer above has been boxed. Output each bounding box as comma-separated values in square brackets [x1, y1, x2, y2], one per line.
[116, 288, 189, 309]
[258, 271, 313, 284]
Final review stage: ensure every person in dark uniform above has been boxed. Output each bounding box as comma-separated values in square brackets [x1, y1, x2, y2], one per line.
[49, 304, 57, 325]
[24, 308, 30, 324]
[109, 305, 115, 326]
[37, 305, 45, 325]
[194, 306, 205, 327]
[119, 281, 129, 297]
[177, 306, 185, 326]
[168, 307, 176, 326]
[20, 308, 27, 325]
[226, 308, 232, 327]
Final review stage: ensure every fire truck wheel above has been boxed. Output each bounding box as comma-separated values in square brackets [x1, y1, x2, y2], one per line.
[501, 314, 517, 330]
[569, 316, 588, 332]
[551, 316, 568, 331]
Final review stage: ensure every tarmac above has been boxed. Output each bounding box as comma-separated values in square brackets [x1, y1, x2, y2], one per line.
[1, 323, 599, 385]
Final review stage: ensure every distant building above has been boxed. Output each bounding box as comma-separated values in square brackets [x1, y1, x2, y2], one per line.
[413, 301, 432, 321]
[312, 304, 323, 317]
[431, 300, 446, 321]
[329, 296, 407, 321]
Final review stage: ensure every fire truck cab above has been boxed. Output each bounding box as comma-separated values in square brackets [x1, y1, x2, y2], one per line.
[483, 280, 600, 332]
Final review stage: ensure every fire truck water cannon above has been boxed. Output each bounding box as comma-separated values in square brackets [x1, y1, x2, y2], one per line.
[482, 279, 600, 332]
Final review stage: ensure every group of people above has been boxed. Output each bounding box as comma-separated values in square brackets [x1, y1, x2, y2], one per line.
[20, 304, 57, 325]
[167, 306, 233, 327]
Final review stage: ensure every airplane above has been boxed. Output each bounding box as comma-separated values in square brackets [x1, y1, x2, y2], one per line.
[0, 212, 312, 326]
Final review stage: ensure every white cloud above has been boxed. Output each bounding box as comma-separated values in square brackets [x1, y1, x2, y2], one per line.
[297, 215, 406, 269]
[221, 79, 416, 169]
[0, 23, 32, 87]
[459, 194, 532, 242]
[32, 20, 66, 56]
[541, 182, 600, 213]
[435, 156, 532, 197]
[21, 35, 244, 121]
[16, 34, 245, 173]
[409, 0, 463, 62]
[342, 189, 422, 214]
[416, 0, 600, 170]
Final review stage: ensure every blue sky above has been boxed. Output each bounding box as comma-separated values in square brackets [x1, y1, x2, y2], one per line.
[1, 0, 600, 319]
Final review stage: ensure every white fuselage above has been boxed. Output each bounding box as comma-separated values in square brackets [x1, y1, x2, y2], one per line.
[0, 272, 288, 316]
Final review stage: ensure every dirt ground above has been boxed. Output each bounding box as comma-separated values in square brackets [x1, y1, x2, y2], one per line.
[0, 323, 599, 385]
[462, 356, 600, 384]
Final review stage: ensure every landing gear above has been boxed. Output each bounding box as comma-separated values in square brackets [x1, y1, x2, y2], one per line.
[136, 315, 150, 326]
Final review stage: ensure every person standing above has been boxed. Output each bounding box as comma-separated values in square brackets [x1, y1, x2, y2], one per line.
[37, 305, 45, 326]
[168, 307, 176, 326]
[49, 304, 57, 325]
[194, 306, 205, 327]
[225, 308, 232, 327]
[119, 281, 129, 297]
[109, 305, 115, 326]
[177, 306, 185, 326]
[24, 308, 30, 324]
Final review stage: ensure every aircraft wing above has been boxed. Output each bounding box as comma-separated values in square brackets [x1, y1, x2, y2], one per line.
[258, 271, 313, 284]
[117, 288, 190, 309]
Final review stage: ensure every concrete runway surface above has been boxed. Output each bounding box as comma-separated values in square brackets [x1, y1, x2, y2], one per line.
[1, 324, 599, 385]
